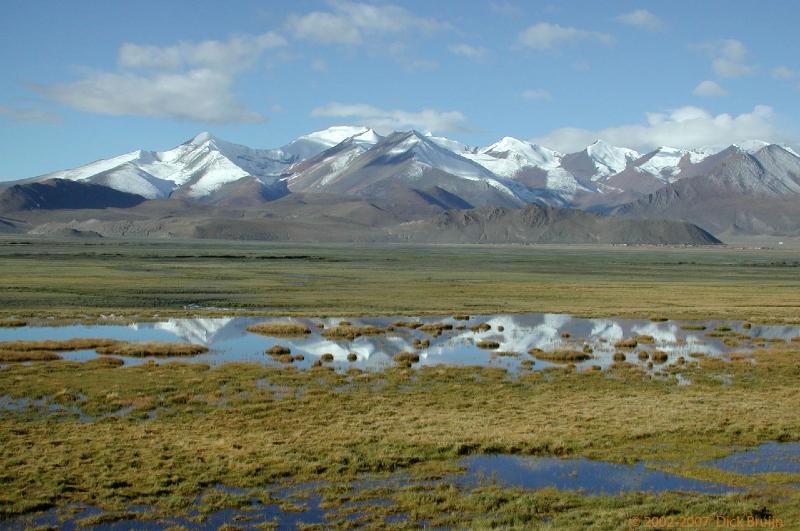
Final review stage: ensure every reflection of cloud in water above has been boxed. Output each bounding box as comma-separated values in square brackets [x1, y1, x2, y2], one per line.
[589, 320, 623, 342]
[631, 322, 678, 343]
[153, 318, 235, 344]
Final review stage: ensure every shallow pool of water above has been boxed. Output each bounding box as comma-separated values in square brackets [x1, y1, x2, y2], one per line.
[0, 313, 796, 374]
[456, 454, 739, 494]
[704, 442, 800, 475]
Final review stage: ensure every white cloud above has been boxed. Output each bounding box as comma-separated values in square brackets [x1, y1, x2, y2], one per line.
[520, 88, 552, 101]
[530, 105, 788, 152]
[692, 80, 727, 97]
[287, 1, 445, 45]
[0, 106, 60, 124]
[118, 32, 286, 72]
[771, 66, 796, 80]
[311, 102, 467, 133]
[518, 22, 614, 50]
[37, 33, 285, 123]
[40, 69, 263, 123]
[616, 9, 663, 31]
[697, 39, 755, 78]
[448, 43, 489, 61]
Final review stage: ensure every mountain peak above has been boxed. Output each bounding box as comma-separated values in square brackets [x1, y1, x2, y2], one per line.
[189, 131, 216, 146]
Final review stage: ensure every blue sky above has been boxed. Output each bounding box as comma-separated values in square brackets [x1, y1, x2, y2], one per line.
[1, 0, 798, 180]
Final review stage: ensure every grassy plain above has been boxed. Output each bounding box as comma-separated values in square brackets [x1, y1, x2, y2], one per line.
[1, 236, 800, 528]
[0, 236, 799, 323]
[1, 346, 799, 527]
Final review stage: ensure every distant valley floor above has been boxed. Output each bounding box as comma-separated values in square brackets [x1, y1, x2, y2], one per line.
[1, 237, 798, 324]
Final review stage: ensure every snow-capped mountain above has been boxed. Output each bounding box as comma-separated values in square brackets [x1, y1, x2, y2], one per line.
[287, 130, 560, 208]
[43, 132, 294, 199]
[15, 126, 800, 216]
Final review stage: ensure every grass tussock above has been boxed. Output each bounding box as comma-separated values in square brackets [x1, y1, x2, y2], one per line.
[0, 338, 119, 352]
[652, 350, 669, 363]
[413, 338, 431, 349]
[470, 322, 491, 332]
[475, 340, 500, 349]
[266, 345, 291, 356]
[346, 352, 357, 362]
[321, 325, 384, 341]
[452, 314, 470, 321]
[320, 353, 334, 362]
[638, 351, 649, 360]
[246, 321, 311, 337]
[634, 335, 655, 344]
[614, 338, 638, 349]
[490, 351, 518, 358]
[96, 342, 208, 357]
[392, 321, 422, 329]
[534, 349, 592, 362]
[393, 351, 420, 364]
[613, 352, 626, 362]
[0, 350, 62, 362]
[0, 319, 26, 328]
[418, 322, 453, 334]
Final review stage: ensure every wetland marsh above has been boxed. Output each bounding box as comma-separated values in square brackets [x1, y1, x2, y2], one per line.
[1, 238, 799, 529]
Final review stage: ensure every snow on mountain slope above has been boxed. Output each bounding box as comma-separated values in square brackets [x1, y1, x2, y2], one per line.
[585, 140, 641, 178]
[280, 126, 380, 160]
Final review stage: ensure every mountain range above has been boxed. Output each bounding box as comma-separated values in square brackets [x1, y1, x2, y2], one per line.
[1, 125, 799, 242]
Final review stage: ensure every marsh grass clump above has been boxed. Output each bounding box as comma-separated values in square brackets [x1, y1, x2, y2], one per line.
[497, 325, 505, 332]
[452, 314, 470, 321]
[0, 319, 26, 328]
[519, 359, 534, 368]
[613, 352, 626, 362]
[274, 354, 294, 364]
[634, 335, 655, 344]
[527, 347, 544, 356]
[393, 351, 419, 364]
[650, 317, 668, 322]
[791, 336, 800, 343]
[490, 351, 518, 358]
[614, 338, 638, 349]
[0, 350, 61, 362]
[742, 322, 752, 329]
[97, 342, 209, 357]
[652, 351, 669, 363]
[346, 352, 357, 362]
[393, 321, 422, 329]
[638, 351, 649, 360]
[266, 345, 291, 356]
[535, 350, 592, 362]
[0, 338, 119, 352]
[418, 322, 453, 334]
[681, 324, 706, 331]
[321, 325, 384, 341]
[413, 338, 430, 350]
[715, 324, 732, 332]
[321, 353, 334, 362]
[582, 344, 593, 354]
[475, 340, 500, 349]
[470, 322, 491, 332]
[246, 321, 311, 337]
[292, 354, 305, 362]
[338, 320, 352, 326]
[560, 332, 571, 339]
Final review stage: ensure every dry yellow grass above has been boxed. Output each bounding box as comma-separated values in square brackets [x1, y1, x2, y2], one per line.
[534, 349, 592, 362]
[246, 321, 311, 337]
[0, 319, 26, 328]
[0, 338, 119, 352]
[0, 350, 61, 362]
[96, 342, 208, 357]
[476, 340, 500, 349]
[321, 325, 383, 341]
